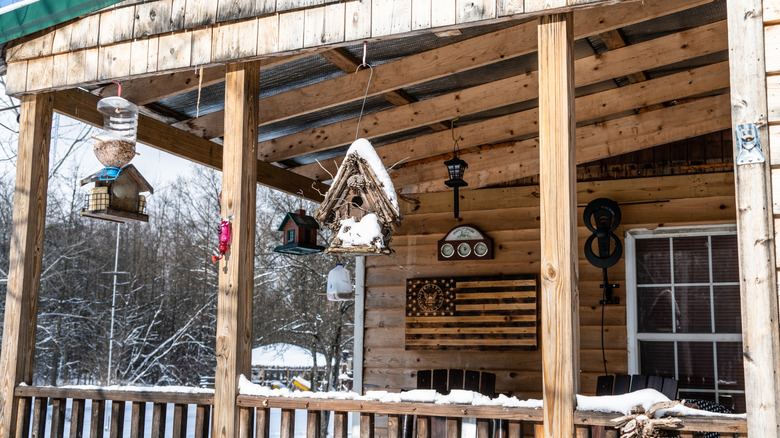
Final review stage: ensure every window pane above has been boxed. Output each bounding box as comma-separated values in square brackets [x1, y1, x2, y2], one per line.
[679, 390, 717, 405]
[673, 236, 710, 283]
[638, 287, 673, 333]
[711, 235, 739, 283]
[636, 238, 670, 284]
[640, 341, 675, 378]
[716, 342, 744, 391]
[678, 342, 715, 390]
[713, 285, 741, 333]
[675, 286, 712, 333]
[719, 393, 746, 414]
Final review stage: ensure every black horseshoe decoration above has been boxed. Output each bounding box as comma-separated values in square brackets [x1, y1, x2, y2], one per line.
[583, 198, 622, 305]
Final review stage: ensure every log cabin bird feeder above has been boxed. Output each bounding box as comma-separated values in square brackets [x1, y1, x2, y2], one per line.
[314, 138, 402, 255]
[80, 164, 153, 223]
[273, 209, 325, 255]
[444, 119, 467, 219]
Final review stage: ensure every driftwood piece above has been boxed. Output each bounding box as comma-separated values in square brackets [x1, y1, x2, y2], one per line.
[611, 401, 685, 438]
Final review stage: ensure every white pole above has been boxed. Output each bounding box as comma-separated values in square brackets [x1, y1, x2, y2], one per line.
[106, 222, 120, 386]
[351, 256, 366, 438]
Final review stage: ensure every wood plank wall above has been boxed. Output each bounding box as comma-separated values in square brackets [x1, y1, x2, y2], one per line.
[361, 172, 737, 400]
[764, 1, 780, 288]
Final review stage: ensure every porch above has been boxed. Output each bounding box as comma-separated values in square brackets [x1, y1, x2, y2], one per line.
[11, 386, 749, 438]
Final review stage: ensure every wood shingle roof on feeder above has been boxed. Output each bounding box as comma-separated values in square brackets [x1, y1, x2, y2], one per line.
[315, 139, 402, 255]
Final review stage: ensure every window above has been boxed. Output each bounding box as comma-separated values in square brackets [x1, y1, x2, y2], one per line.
[287, 229, 295, 243]
[626, 226, 744, 412]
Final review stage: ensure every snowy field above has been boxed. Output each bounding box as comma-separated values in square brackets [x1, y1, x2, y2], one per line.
[42, 401, 353, 438]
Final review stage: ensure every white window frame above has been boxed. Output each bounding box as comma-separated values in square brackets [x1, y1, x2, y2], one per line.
[625, 225, 742, 402]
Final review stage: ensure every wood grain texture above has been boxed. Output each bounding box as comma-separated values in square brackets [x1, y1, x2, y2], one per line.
[0, 93, 54, 438]
[213, 61, 260, 438]
[537, 13, 578, 438]
[730, 0, 780, 436]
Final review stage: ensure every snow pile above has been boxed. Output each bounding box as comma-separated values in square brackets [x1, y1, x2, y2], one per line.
[60, 384, 214, 394]
[239, 376, 541, 408]
[576, 389, 746, 418]
[336, 138, 399, 211]
[337, 214, 383, 248]
[251, 343, 326, 368]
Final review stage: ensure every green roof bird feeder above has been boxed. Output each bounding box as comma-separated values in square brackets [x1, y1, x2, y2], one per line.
[273, 209, 325, 255]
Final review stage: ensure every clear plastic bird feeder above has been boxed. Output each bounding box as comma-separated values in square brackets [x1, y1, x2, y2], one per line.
[327, 263, 353, 301]
[94, 96, 138, 180]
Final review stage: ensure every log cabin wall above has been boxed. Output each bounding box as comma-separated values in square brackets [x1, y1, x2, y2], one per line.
[362, 143, 737, 399]
[765, 0, 780, 293]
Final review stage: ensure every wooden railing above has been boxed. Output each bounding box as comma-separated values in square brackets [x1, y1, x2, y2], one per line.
[13, 386, 748, 438]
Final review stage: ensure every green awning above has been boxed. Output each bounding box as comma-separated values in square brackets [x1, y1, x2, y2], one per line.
[0, 0, 124, 46]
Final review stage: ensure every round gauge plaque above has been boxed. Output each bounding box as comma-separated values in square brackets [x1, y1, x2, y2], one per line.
[441, 243, 455, 258]
[457, 242, 472, 257]
[474, 242, 489, 257]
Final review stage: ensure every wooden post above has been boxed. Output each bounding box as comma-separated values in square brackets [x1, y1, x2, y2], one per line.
[213, 60, 260, 438]
[0, 93, 54, 438]
[727, 0, 780, 435]
[538, 12, 579, 438]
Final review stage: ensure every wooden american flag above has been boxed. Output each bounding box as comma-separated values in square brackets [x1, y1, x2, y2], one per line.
[405, 275, 538, 350]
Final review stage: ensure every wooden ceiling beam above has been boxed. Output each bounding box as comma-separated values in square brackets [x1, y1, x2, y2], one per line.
[294, 57, 729, 182]
[392, 93, 730, 192]
[96, 54, 307, 106]
[52, 88, 327, 202]
[174, 0, 714, 140]
[265, 20, 726, 163]
[320, 48, 450, 131]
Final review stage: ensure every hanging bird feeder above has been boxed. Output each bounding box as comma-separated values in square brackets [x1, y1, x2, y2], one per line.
[273, 209, 325, 255]
[94, 89, 139, 180]
[327, 263, 353, 301]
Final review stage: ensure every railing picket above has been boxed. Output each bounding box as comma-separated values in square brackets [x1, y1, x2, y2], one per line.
[496, 420, 508, 438]
[445, 417, 461, 438]
[173, 403, 188, 438]
[280, 409, 295, 438]
[476, 418, 490, 438]
[333, 411, 348, 438]
[403, 414, 415, 438]
[130, 401, 145, 438]
[306, 410, 321, 438]
[110, 400, 126, 438]
[50, 398, 67, 438]
[195, 405, 212, 438]
[574, 425, 590, 438]
[361, 413, 375, 438]
[533, 424, 544, 438]
[256, 408, 271, 438]
[31, 397, 47, 438]
[151, 403, 167, 438]
[239, 407, 255, 438]
[507, 420, 521, 438]
[417, 416, 430, 438]
[69, 399, 86, 438]
[89, 400, 105, 438]
[14, 396, 32, 438]
[388, 414, 403, 438]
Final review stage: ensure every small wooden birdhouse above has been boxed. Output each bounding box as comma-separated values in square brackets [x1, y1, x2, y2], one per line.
[80, 164, 153, 223]
[315, 139, 402, 255]
[273, 209, 325, 255]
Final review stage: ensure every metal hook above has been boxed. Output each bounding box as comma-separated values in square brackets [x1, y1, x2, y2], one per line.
[451, 117, 463, 151]
[112, 80, 122, 98]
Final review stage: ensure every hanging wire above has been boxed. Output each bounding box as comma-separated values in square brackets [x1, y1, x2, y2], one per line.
[450, 117, 463, 154]
[354, 42, 374, 141]
[112, 80, 122, 97]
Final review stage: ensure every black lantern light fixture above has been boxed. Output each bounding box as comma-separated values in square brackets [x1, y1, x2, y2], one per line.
[444, 118, 468, 219]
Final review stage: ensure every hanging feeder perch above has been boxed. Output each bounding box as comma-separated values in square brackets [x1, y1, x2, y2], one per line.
[314, 139, 402, 255]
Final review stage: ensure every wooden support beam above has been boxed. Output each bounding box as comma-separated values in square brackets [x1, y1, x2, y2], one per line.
[213, 61, 260, 438]
[0, 93, 54, 438]
[175, 0, 714, 139]
[291, 20, 728, 180]
[52, 88, 326, 201]
[537, 12, 578, 438]
[727, 0, 780, 435]
[395, 93, 730, 192]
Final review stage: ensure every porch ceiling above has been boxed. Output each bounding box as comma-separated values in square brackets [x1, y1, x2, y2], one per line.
[83, 0, 728, 199]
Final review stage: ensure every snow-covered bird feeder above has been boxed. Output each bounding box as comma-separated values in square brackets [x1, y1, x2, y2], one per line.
[327, 263, 353, 301]
[93, 96, 138, 180]
[314, 138, 402, 255]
